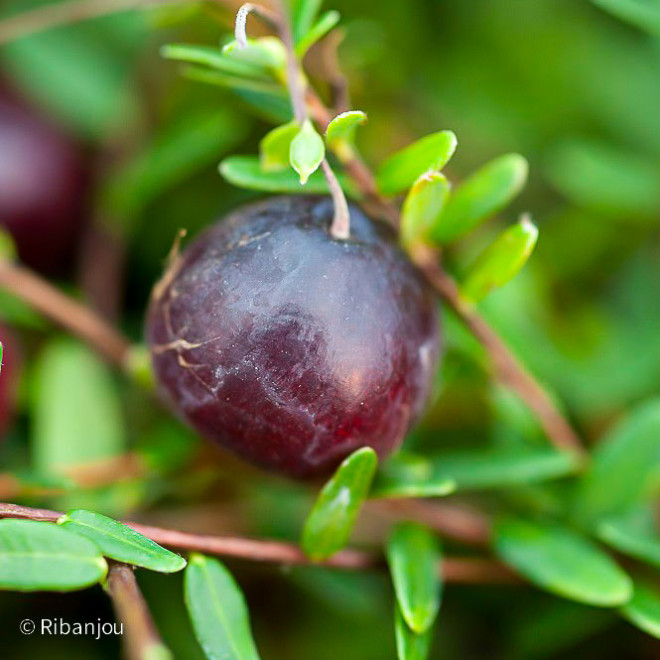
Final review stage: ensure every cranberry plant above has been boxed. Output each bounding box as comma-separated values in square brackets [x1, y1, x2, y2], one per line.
[1, 1, 660, 659]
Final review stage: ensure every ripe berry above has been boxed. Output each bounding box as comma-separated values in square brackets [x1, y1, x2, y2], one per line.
[0, 92, 88, 273]
[146, 196, 439, 478]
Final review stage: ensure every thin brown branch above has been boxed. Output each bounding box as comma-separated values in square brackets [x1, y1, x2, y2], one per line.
[0, 0, 186, 45]
[0, 502, 519, 584]
[106, 563, 171, 660]
[0, 259, 131, 367]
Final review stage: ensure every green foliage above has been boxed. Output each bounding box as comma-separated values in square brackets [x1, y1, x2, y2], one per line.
[494, 517, 632, 606]
[260, 120, 300, 171]
[184, 553, 261, 660]
[295, 11, 341, 57]
[57, 509, 186, 573]
[290, 119, 326, 184]
[376, 131, 457, 196]
[301, 447, 377, 561]
[620, 582, 660, 639]
[592, 0, 660, 35]
[325, 110, 368, 147]
[597, 508, 660, 568]
[386, 522, 442, 634]
[0, 228, 17, 261]
[400, 172, 450, 250]
[394, 606, 433, 660]
[0, 519, 107, 591]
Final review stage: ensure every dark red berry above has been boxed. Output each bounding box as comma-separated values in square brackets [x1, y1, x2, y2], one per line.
[146, 196, 440, 478]
[0, 93, 88, 273]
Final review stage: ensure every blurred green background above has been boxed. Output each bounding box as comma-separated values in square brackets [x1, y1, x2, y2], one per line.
[1, 0, 660, 658]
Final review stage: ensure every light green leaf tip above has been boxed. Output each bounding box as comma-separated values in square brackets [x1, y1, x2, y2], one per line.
[296, 11, 342, 58]
[394, 605, 433, 660]
[621, 582, 660, 639]
[260, 120, 299, 172]
[301, 447, 378, 561]
[325, 110, 368, 148]
[400, 171, 450, 250]
[290, 119, 326, 184]
[461, 214, 538, 303]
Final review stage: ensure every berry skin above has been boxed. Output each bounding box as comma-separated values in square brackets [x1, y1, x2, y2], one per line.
[0, 93, 88, 273]
[146, 196, 440, 478]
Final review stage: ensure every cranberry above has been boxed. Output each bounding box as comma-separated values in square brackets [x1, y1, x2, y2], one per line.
[146, 196, 440, 478]
[0, 93, 88, 273]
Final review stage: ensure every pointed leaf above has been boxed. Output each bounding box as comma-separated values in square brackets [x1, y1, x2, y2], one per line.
[376, 131, 457, 196]
[494, 517, 632, 607]
[461, 215, 538, 303]
[58, 509, 186, 573]
[222, 37, 287, 80]
[621, 582, 660, 639]
[325, 110, 367, 147]
[185, 554, 260, 660]
[301, 447, 378, 561]
[290, 119, 325, 184]
[260, 120, 299, 172]
[572, 398, 660, 528]
[292, 0, 324, 43]
[400, 172, 450, 249]
[387, 522, 441, 633]
[394, 606, 433, 660]
[0, 519, 107, 591]
[296, 11, 341, 57]
[598, 508, 660, 569]
[431, 154, 528, 243]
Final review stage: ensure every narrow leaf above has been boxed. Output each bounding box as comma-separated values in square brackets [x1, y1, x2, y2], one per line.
[325, 110, 367, 147]
[296, 11, 341, 57]
[621, 582, 660, 639]
[376, 131, 457, 196]
[222, 37, 287, 80]
[290, 119, 325, 184]
[598, 508, 660, 569]
[494, 517, 632, 607]
[572, 398, 660, 528]
[591, 0, 660, 36]
[387, 522, 442, 634]
[260, 120, 299, 172]
[185, 553, 260, 660]
[400, 172, 450, 249]
[301, 447, 378, 561]
[461, 215, 538, 303]
[394, 606, 433, 660]
[293, 0, 323, 43]
[430, 154, 528, 243]
[58, 509, 186, 573]
[0, 519, 107, 591]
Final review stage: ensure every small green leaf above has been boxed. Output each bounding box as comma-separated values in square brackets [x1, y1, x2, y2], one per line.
[222, 37, 287, 81]
[376, 131, 457, 196]
[260, 120, 299, 172]
[400, 172, 450, 249]
[296, 11, 341, 57]
[572, 398, 660, 528]
[431, 154, 528, 243]
[597, 508, 660, 569]
[461, 215, 538, 303]
[591, 0, 660, 36]
[494, 517, 632, 607]
[301, 447, 378, 561]
[290, 119, 326, 184]
[220, 155, 335, 193]
[185, 553, 260, 660]
[325, 110, 368, 148]
[387, 522, 441, 634]
[293, 0, 323, 43]
[57, 509, 186, 573]
[394, 605, 433, 660]
[621, 582, 660, 639]
[0, 519, 107, 591]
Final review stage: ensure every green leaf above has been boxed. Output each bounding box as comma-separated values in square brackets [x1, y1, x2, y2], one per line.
[621, 582, 660, 639]
[292, 0, 324, 43]
[325, 110, 368, 147]
[32, 339, 126, 476]
[373, 448, 577, 497]
[295, 10, 341, 57]
[494, 517, 633, 607]
[386, 523, 441, 634]
[461, 215, 538, 303]
[430, 154, 528, 243]
[0, 228, 17, 261]
[597, 508, 660, 569]
[301, 447, 378, 561]
[222, 37, 287, 81]
[394, 606, 433, 660]
[572, 398, 660, 528]
[57, 509, 186, 573]
[185, 553, 260, 660]
[260, 120, 300, 172]
[400, 172, 450, 249]
[290, 119, 326, 184]
[591, 0, 660, 35]
[0, 519, 107, 591]
[376, 131, 457, 196]
[220, 155, 336, 194]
